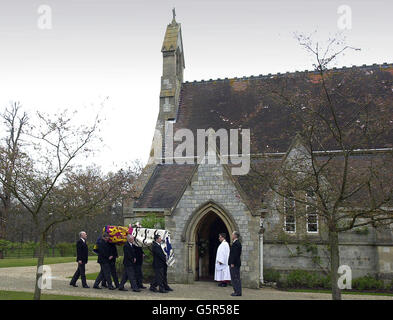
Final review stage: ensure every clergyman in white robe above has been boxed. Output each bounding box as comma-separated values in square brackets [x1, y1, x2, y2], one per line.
[214, 239, 231, 282]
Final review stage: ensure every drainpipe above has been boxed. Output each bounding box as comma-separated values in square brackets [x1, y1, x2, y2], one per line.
[259, 211, 266, 286]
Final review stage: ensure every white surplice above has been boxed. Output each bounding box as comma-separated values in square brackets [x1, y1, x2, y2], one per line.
[214, 240, 231, 281]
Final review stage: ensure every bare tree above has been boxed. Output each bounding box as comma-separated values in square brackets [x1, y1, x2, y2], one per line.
[0, 102, 28, 258]
[5, 164, 141, 245]
[251, 35, 393, 300]
[0, 105, 138, 300]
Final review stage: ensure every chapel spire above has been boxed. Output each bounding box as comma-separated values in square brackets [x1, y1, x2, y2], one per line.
[146, 11, 186, 165]
[160, 9, 185, 120]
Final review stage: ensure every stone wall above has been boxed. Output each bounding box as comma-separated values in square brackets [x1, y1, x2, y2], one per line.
[264, 243, 379, 278]
[166, 162, 260, 288]
[262, 193, 393, 279]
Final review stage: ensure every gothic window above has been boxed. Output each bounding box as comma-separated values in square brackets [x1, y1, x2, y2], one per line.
[284, 193, 296, 233]
[306, 189, 318, 233]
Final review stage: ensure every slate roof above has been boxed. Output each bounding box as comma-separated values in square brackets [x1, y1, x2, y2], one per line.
[136, 64, 393, 209]
[134, 164, 195, 209]
[175, 63, 393, 153]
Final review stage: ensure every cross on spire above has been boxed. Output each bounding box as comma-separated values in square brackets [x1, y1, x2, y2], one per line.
[172, 7, 176, 24]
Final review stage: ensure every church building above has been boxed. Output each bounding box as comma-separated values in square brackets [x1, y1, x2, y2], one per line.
[124, 13, 393, 288]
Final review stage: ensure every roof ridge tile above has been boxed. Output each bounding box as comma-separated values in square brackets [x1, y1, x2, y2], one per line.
[181, 62, 393, 85]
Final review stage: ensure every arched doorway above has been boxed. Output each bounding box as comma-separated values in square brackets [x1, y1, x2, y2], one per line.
[182, 201, 237, 282]
[195, 211, 230, 280]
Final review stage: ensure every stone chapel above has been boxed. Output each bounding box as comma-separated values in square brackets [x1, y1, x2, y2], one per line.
[124, 13, 393, 288]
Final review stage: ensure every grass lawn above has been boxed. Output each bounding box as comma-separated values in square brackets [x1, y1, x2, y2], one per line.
[0, 290, 109, 300]
[82, 271, 154, 282]
[287, 288, 393, 297]
[67, 272, 107, 280]
[85, 272, 100, 280]
[0, 256, 97, 268]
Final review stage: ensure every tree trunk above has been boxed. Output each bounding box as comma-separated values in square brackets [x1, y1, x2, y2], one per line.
[329, 230, 341, 300]
[33, 232, 47, 300]
[0, 208, 8, 259]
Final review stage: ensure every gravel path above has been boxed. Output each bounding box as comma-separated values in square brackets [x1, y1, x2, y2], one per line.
[0, 262, 391, 300]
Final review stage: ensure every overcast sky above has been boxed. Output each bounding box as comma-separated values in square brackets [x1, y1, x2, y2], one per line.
[0, 0, 392, 171]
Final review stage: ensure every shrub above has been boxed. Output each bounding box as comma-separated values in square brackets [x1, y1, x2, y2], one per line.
[141, 247, 154, 282]
[115, 256, 124, 277]
[388, 280, 393, 291]
[144, 248, 153, 265]
[23, 241, 38, 251]
[56, 242, 74, 257]
[115, 254, 155, 283]
[320, 273, 332, 289]
[286, 270, 312, 288]
[143, 263, 155, 283]
[264, 268, 281, 283]
[352, 275, 385, 291]
[284, 270, 330, 289]
[0, 240, 13, 251]
[141, 213, 165, 229]
[88, 243, 98, 256]
[8, 241, 21, 250]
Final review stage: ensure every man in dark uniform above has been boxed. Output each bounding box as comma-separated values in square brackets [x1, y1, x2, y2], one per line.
[70, 231, 89, 288]
[118, 235, 141, 292]
[134, 243, 146, 289]
[93, 233, 115, 290]
[228, 231, 242, 296]
[149, 234, 168, 293]
[101, 242, 119, 288]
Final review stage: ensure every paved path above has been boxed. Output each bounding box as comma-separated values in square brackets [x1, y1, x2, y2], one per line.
[0, 262, 391, 300]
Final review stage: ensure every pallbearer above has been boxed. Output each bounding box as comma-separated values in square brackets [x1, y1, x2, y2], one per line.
[93, 233, 115, 290]
[101, 242, 119, 288]
[118, 235, 141, 292]
[134, 243, 146, 289]
[149, 234, 168, 293]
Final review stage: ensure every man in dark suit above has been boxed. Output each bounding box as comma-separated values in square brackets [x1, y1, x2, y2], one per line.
[70, 231, 89, 288]
[101, 242, 119, 288]
[134, 243, 146, 289]
[228, 231, 242, 296]
[93, 233, 115, 290]
[118, 235, 141, 292]
[162, 239, 173, 292]
[149, 234, 168, 293]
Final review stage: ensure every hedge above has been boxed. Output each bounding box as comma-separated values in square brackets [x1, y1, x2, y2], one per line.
[0, 240, 100, 258]
[264, 268, 281, 283]
[115, 255, 155, 283]
[268, 269, 393, 292]
[352, 275, 385, 291]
